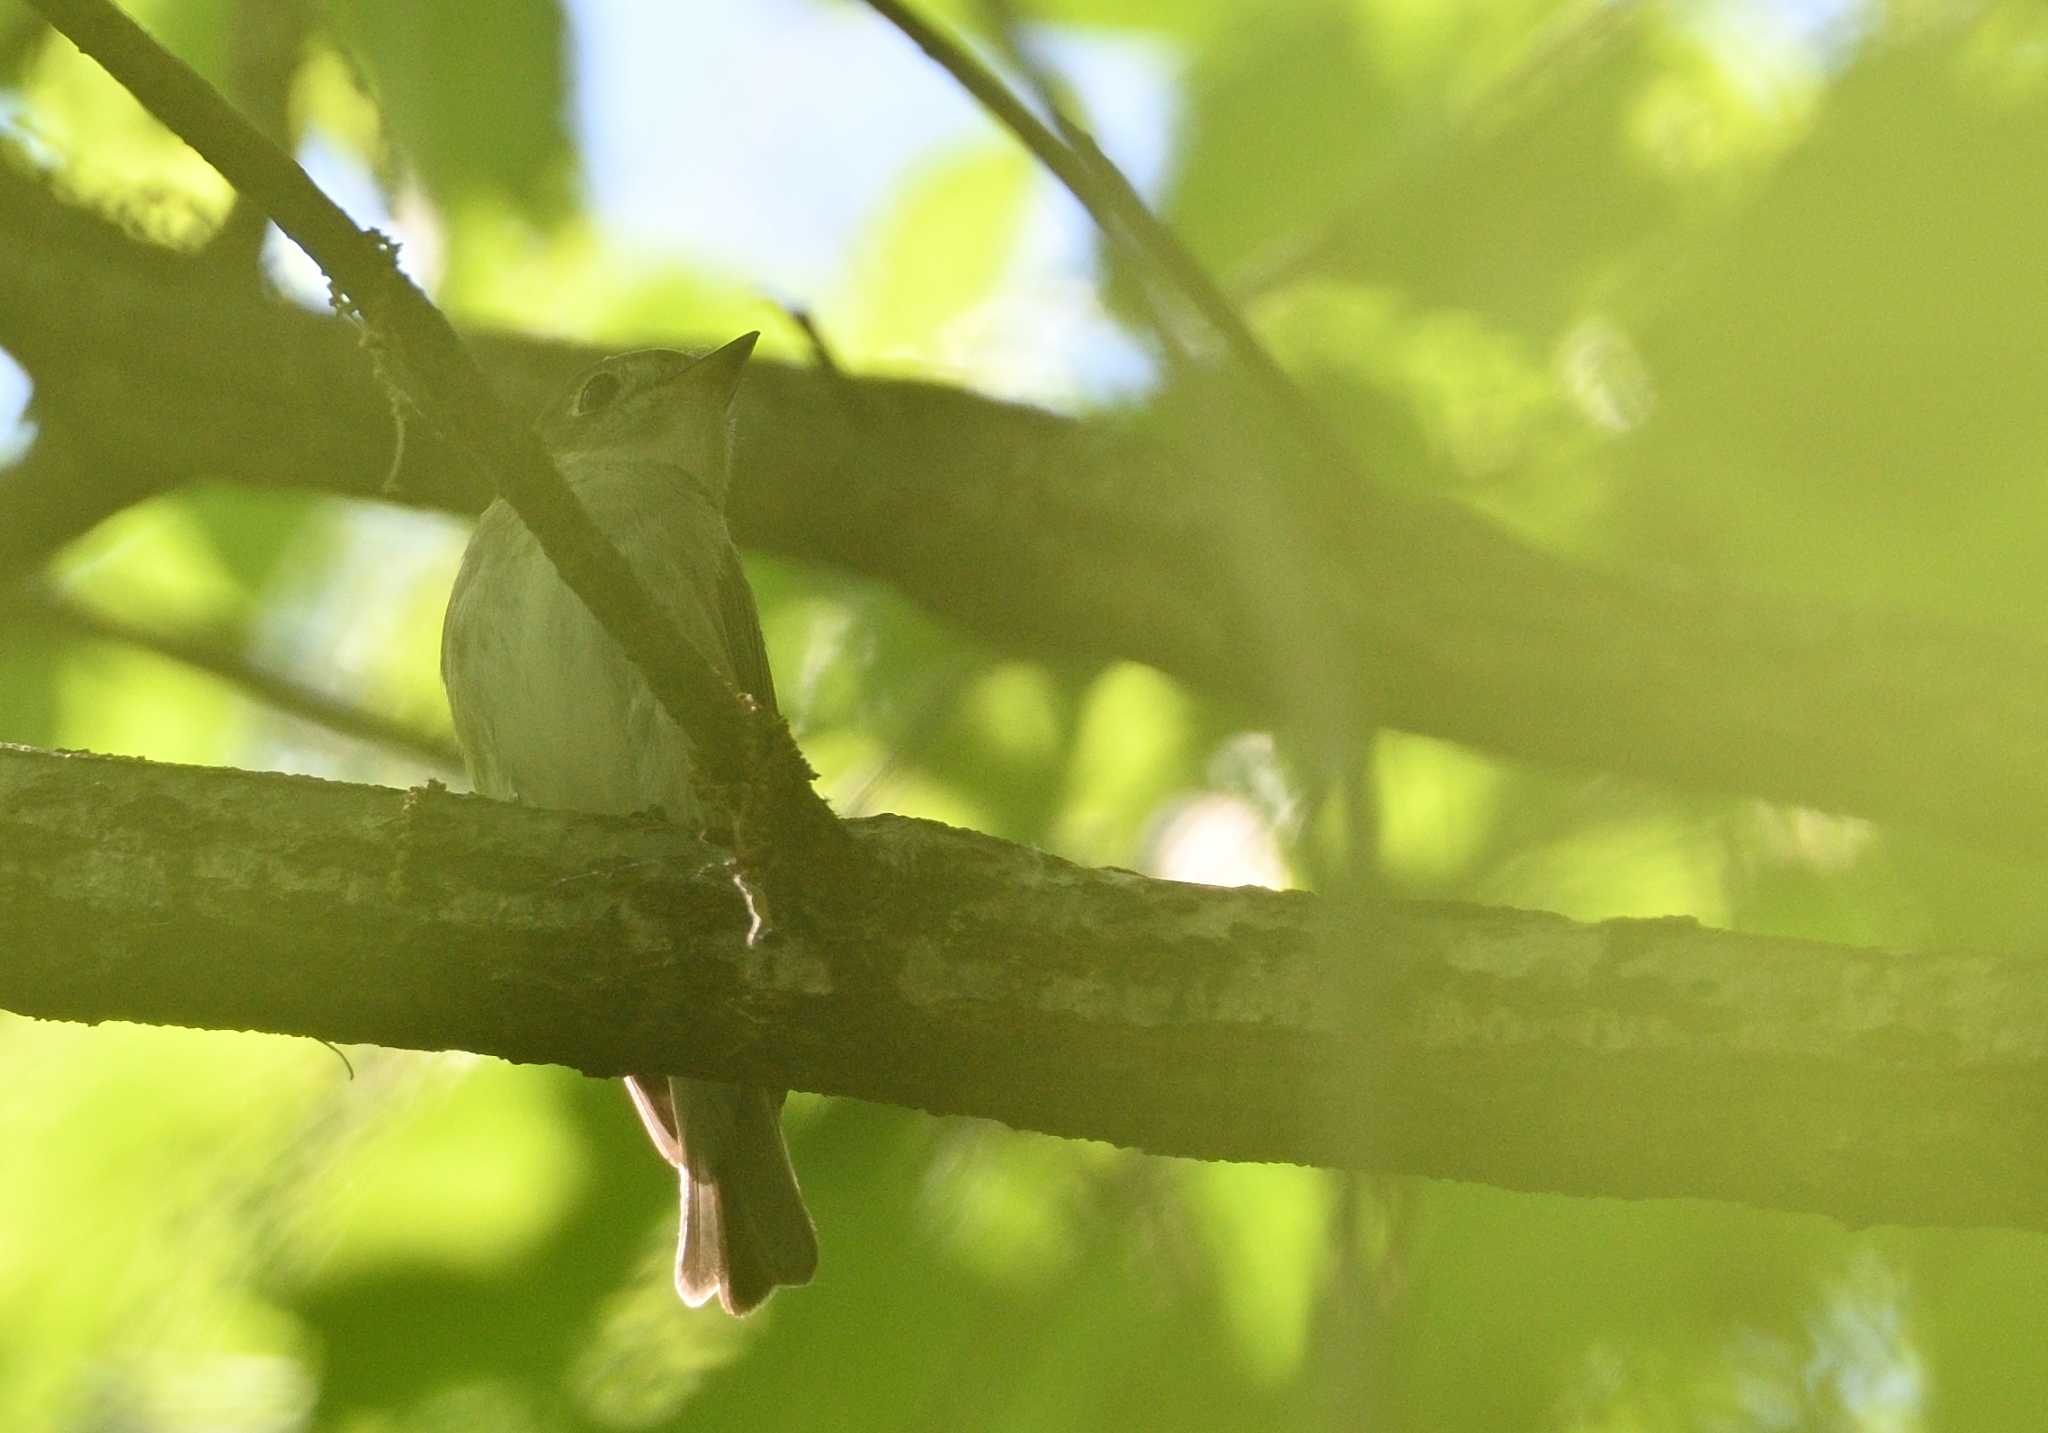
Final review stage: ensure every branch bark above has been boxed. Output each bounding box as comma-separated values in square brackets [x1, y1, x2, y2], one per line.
[7, 163, 2048, 856]
[4, 740, 2045, 1234]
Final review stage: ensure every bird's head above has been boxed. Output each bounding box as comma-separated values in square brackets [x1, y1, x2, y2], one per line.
[536, 331, 759, 505]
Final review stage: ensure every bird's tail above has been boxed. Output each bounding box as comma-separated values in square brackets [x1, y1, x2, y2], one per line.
[626, 1074, 817, 1316]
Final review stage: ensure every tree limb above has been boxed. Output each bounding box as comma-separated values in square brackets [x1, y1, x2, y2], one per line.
[3, 740, 2044, 1233]
[7, 163, 2048, 856]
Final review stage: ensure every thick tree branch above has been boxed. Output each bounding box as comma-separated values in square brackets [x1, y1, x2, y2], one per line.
[6, 164, 2048, 855]
[2, 740, 2044, 1233]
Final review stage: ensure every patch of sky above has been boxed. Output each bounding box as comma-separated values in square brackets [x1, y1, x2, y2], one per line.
[1689, 0, 1873, 93]
[566, 0, 1176, 403]
[567, 0, 979, 295]
[261, 134, 425, 308]
[1, 94, 45, 455]
[998, 23, 1181, 402]
[0, 347, 28, 464]
[0, 4, 1184, 420]
[0, 89, 58, 167]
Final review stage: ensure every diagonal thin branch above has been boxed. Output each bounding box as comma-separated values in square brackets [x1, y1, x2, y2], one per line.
[861, 0, 1355, 480]
[19, 0, 838, 858]
[862, 0, 1385, 735]
[973, 0, 1199, 370]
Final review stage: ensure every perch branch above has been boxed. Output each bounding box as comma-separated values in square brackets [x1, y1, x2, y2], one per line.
[1, 740, 2043, 1234]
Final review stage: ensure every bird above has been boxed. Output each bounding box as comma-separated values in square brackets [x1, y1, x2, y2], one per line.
[440, 333, 817, 1315]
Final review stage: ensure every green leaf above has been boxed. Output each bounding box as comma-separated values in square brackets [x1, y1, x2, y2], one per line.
[326, 0, 574, 216]
[833, 144, 1037, 370]
[1622, 29, 2048, 624]
[1158, 2, 1394, 291]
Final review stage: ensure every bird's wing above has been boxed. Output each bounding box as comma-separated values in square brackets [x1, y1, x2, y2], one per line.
[716, 541, 779, 718]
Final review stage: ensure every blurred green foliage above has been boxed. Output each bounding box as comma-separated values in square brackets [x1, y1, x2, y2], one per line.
[6, 0, 2048, 1428]
[325, 0, 572, 218]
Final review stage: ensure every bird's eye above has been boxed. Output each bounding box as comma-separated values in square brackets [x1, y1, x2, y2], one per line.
[574, 371, 624, 416]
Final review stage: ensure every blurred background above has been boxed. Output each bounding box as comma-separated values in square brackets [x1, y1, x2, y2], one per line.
[4, 0, 2048, 1427]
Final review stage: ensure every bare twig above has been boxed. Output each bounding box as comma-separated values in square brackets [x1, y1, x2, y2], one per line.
[865, 0, 1378, 737]
[861, 0, 1356, 479]
[773, 300, 844, 380]
[974, 0, 1199, 367]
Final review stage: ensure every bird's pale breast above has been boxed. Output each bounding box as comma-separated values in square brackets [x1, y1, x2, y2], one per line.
[441, 461, 734, 823]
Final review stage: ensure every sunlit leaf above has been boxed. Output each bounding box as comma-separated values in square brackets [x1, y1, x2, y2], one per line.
[1623, 32, 2048, 624]
[326, 0, 573, 216]
[832, 144, 1037, 374]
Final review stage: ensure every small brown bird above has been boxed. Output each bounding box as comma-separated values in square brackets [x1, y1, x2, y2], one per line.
[440, 335, 817, 1314]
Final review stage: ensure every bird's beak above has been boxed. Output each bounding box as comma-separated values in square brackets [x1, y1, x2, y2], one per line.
[680, 331, 760, 390]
